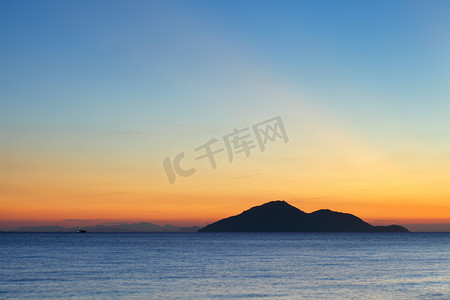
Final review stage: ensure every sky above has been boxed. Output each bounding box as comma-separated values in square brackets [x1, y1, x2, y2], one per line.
[1, 0, 449, 231]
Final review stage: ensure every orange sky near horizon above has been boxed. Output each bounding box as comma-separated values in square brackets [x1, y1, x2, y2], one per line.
[2, 135, 450, 231]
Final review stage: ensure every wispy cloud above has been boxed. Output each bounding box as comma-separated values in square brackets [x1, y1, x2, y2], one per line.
[230, 173, 262, 180]
[113, 130, 144, 135]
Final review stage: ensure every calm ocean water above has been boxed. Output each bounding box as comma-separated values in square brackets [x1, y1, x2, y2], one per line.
[0, 232, 449, 299]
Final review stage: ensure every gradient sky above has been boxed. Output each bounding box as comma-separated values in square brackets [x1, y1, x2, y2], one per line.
[1, 1, 449, 231]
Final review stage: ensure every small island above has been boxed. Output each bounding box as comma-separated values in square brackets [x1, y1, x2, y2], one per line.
[199, 201, 409, 232]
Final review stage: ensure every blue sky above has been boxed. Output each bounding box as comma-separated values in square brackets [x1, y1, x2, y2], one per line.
[2, 1, 449, 133]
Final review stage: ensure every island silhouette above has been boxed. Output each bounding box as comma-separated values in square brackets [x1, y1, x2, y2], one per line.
[199, 200, 409, 232]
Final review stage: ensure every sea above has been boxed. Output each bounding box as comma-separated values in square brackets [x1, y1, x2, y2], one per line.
[0, 232, 449, 299]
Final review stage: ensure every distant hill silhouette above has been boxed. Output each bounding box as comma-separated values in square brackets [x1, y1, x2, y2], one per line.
[12, 222, 201, 233]
[199, 201, 409, 232]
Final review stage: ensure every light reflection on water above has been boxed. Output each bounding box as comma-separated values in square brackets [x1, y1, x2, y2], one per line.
[0, 232, 449, 299]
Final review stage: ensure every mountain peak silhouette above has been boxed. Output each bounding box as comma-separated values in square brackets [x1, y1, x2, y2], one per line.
[199, 201, 408, 232]
[244, 200, 307, 214]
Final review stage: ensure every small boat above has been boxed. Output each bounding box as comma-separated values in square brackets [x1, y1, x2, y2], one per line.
[77, 228, 86, 233]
